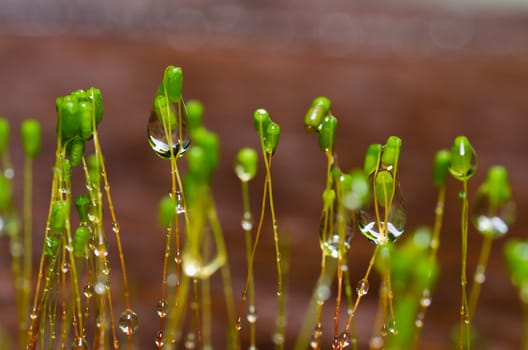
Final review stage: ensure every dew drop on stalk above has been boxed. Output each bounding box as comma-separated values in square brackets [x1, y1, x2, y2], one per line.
[155, 330, 164, 347]
[472, 190, 515, 239]
[71, 337, 88, 350]
[29, 307, 38, 320]
[119, 308, 139, 335]
[157, 299, 168, 318]
[184, 332, 196, 349]
[241, 212, 253, 231]
[272, 331, 284, 346]
[174, 190, 185, 214]
[83, 284, 94, 298]
[310, 322, 323, 349]
[61, 262, 70, 273]
[356, 278, 369, 296]
[147, 109, 190, 159]
[339, 331, 351, 348]
[247, 305, 257, 324]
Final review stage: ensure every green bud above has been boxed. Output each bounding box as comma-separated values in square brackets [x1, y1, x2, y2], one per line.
[364, 144, 382, 175]
[253, 109, 270, 135]
[375, 171, 394, 207]
[0, 117, 9, 155]
[449, 136, 477, 181]
[74, 194, 90, 223]
[485, 165, 511, 207]
[318, 115, 337, 153]
[44, 236, 61, 257]
[59, 95, 80, 140]
[343, 170, 370, 210]
[158, 195, 177, 229]
[163, 66, 183, 103]
[304, 96, 331, 132]
[50, 200, 68, 233]
[86, 87, 103, 125]
[154, 95, 177, 130]
[433, 149, 451, 187]
[0, 175, 12, 211]
[381, 136, 402, 168]
[186, 99, 204, 132]
[235, 147, 258, 182]
[69, 139, 85, 167]
[73, 226, 91, 258]
[265, 121, 280, 155]
[21, 119, 41, 159]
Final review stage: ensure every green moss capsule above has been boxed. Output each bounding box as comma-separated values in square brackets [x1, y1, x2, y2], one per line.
[73, 226, 91, 258]
[87, 154, 101, 188]
[74, 194, 90, 224]
[158, 195, 177, 229]
[44, 236, 61, 257]
[433, 149, 451, 187]
[86, 87, 103, 125]
[318, 115, 337, 153]
[187, 146, 208, 179]
[364, 144, 382, 175]
[186, 99, 204, 133]
[235, 147, 258, 182]
[485, 166, 512, 207]
[253, 109, 270, 135]
[265, 121, 280, 155]
[78, 101, 94, 140]
[504, 239, 528, 287]
[343, 169, 370, 210]
[69, 138, 85, 167]
[0, 175, 12, 211]
[449, 136, 477, 181]
[193, 128, 219, 174]
[163, 66, 183, 103]
[381, 136, 402, 169]
[50, 200, 68, 234]
[375, 171, 395, 207]
[304, 96, 331, 132]
[21, 119, 41, 159]
[0, 117, 9, 155]
[59, 95, 80, 140]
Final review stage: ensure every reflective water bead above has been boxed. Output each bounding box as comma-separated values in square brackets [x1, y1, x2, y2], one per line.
[339, 331, 351, 348]
[184, 332, 196, 349]
[71, 337, 88, 350]
[175, 190, 186, 214]
[241, 212, 253, 231]
[147, 108, 190, 159]
[321, 234, 352, 259]
[155, 330, 164, 347]
[83, 284, 94, 298]
[235, 147, 258, 182]
[118, 308, 139, 335]
[247, 305, 258, 323]
[157, 299, 168, 318]
[448, 136, 477, 181]
[356, 278, 369, 296]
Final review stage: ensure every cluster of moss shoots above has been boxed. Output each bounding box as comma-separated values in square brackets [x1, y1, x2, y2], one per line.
[0, 66, 524, 350]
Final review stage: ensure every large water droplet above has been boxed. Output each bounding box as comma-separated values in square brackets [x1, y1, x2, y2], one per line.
[358, 172, 406, 245]
[356, 278, 369, 296]
[319, 206, 353, 258]
[472, 190, 515, 238]
[148, 109, 190, 159]
[118, 308, 139, 335]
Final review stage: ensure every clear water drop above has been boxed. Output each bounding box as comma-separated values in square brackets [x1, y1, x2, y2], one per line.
[147, 108, 190, 159]
[155, 330, 164, 347]
[71, 337, 88, 350]
[83, 284, 94, 298]
[472, 190, 515, 238]
[310, 322, 323, 349]
[94, 282, 106, 295]
[184, 332, 196, 349]
[112, 221, 119, 233]
[247, 306, 257, 324]
[119, 308, 139, 335]
[272, 331, 284, 346]
[175, 190, 186, 214]
[29, 307, 38, 320]
[320, 210, 353, 258]
[102, 261, 111, 275]
[235, 316, 242, 331]
[241, 212, 253, 231]
[157, 299, 168, 318]
[61, 262, 70, 273]
[339, 331, 351, 348]
[420, 295, 431, 308]
[356, 278, 369, 296]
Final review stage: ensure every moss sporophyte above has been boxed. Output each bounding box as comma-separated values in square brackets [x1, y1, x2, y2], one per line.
[0, 66, 523, 350]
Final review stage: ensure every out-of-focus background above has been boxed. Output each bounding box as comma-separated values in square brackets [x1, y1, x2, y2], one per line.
[1, 1, 528, 348]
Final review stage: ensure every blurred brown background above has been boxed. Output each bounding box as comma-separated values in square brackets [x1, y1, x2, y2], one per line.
[1, 0, 528, 349]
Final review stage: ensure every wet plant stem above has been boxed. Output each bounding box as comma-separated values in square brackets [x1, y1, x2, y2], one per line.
[459, 180, 470, 350]
[468, 234, 493, 322]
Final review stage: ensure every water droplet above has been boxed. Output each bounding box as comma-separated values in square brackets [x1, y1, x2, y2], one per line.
[148, 108, 190, 159]
[112, 222, 119, 233]
[235, 316, 242, 331]
[119, 308, 139, 335]
[247, 306, 257, 324]
[356, 278, 369, 296]
[29, 307, 38, 320]
[71, 337, 88, 350]
[310, 322, 323, 349]
[420, 295, 431, 308]
[272, 331, 284, 346]
[155, 330, 164, 347]
[112, 339, 119, 350]
[10, 241, 23, 257]
[174, 191, 186, 214]
[474, 265, 486, 284]
[472, 191, 515, 239]
[241, 212, 253, 231]
[388, 319, 398, 335]
[4, 167, 14, 179]
[320, 210, 354, 258]
[339, 331, 351, 348]
[167, 273, 178, 287]
[95, 282, 106, 295]
[184, 332, 196, 349]
[368, 336, 384, 349]
[157, 299, 168, 318]
[316, 285, 331, 301]
[94, 247, 108, 257]
[183, 257, 201, 277]
[102, 261, 111, 275]
[415, 319, 423, 328]
[83, 284, 94, 298]
[449, 142, 477, 181]
[61, 262, 70, 273]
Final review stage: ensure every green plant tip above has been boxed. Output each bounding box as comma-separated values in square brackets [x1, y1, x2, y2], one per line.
[0, 117, 9, 155]
[163, 66, 183, 103]
[158, 196, 177, 229]
[381, 135, 402, 168]
[68, 138, 85, 167]
[375, 170, 394, 207]
[21, 119, 41, 159]
[253, 109, 270, 135]
[186, 99, 204, 132]
[364, 144, 382, 175]
[449, 136, 477, 181]
[343, 170, 370, 210]
[74, 194, 90, 223]
[73, 226, 91, 258]
[44, 236, 60, 257]
[433, 149, 451, 187]
[0, 175, 12, 211]
[304, 96, 331, 132]
[486, 165, 512, 207]
[265, 121, 280, 155]
[50, 200, 68, 234]
[58, 95, 80, 140]
[235, 147, 258, 182]
[318, 115, 337, 153]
